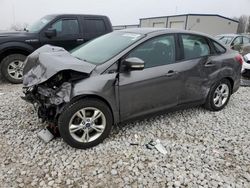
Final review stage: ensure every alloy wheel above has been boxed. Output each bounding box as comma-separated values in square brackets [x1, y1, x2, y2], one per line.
[213, 83, 230, 108]
[7, 60, 25, 80]
[68, 107, 106, 143]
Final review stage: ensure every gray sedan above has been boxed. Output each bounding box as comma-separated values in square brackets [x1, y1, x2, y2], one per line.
[22, 28, 242, 149]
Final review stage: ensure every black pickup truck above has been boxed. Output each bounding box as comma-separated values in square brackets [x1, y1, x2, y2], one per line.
[0, 14, 112, 83]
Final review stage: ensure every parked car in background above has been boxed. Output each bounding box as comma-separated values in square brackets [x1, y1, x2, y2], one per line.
[22, 28, 242, 149]
[242, 45, 250, 78]
[0, 14, 112, 83]
[242, 34, 250, 39]
[215, 34, 250, 52]
[241, 44, 250, 56]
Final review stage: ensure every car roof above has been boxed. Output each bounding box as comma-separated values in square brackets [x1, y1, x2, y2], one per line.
[216, 34, 240, 37]
[47, 14, 107, 18]
[118, 28, 213, 38]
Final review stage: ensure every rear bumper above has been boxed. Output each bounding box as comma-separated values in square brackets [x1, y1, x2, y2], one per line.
[232, 78, 240, 94]
[232, 65, 242, 94]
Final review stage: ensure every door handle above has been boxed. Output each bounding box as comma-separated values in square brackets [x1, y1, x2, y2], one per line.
[76, 38, 84, 42]
[165, 70, 178, 77]
[205, 61, 215, 67]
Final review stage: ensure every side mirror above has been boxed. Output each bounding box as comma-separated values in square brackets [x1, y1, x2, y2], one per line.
[45, 28, 56, 38]
[123, 57, 145, 71]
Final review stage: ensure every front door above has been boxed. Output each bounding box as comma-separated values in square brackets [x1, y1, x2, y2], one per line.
[40, 17, 83, 51]
[118, 34, 181, 121]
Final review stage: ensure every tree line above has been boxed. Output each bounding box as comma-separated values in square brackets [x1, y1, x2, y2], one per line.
[234, 15, 250, 34]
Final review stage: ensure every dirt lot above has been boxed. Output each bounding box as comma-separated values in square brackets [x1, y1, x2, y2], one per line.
[0, 83, 249, 188]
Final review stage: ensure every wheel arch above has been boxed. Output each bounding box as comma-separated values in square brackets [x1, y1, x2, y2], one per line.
[209, 77, 234, 93]
[0, 43, 34, 63]
[61, 94, 117, 124]
[224, 77, 234, 92]
[204, 76, 235, 102]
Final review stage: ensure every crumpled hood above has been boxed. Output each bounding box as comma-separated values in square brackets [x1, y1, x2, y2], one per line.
[23, 45, 96, 87]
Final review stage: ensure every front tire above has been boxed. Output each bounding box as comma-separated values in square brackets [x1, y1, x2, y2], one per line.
[58, 98, 113, 149]
[1, 54, 27, 84]
[204, 79, 232, 111]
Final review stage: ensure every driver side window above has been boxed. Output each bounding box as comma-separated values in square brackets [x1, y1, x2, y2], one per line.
[127, 35, 176, 68]
[51, 19, 80, 36]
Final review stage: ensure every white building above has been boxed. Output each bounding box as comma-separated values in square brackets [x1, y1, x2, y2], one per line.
[140, 14, 239, 36]
[113, 24, 139, 30]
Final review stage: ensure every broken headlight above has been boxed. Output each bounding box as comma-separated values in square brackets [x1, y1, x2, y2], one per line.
[22, 86, 34, 94]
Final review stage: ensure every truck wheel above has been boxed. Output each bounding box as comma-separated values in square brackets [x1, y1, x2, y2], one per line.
[1, 54, 27, 84]
[58, 98, 113, 149]
[204, 79, 231, 111]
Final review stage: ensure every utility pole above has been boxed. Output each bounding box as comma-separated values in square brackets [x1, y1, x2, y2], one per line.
[12, 2, 16, 25]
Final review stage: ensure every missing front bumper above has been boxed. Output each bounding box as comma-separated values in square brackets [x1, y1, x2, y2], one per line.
[21, 82, 72, 123]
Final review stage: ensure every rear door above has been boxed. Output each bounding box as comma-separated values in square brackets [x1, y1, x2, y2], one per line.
[176, 34, 221, 104]
[82, 17, 108, 42]
[118, 34, 181, 121]
[40, 16, 83, 51]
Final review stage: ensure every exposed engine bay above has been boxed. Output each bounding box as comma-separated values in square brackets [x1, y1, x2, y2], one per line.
[21, 45, 96, 123]
[22, 70, 89, 123]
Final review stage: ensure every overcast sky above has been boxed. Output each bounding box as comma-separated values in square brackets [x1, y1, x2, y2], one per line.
[0, 0, 249, 30]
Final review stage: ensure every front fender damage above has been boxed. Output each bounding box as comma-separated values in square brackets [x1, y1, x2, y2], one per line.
[22, 44, 96, 123]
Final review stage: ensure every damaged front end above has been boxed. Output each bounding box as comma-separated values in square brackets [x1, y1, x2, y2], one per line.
[22, 45, 96, 123]
[22, 78, 71, 123]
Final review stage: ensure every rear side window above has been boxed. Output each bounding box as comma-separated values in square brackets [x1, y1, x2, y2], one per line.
[85, 19, 106, 33]
[212, 41, 226, 54]
[181, 34, 210, 60]
[51, 19, 80, 36]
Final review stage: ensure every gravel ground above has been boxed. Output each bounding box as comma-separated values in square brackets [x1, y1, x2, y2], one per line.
[0, 83, 249, 188]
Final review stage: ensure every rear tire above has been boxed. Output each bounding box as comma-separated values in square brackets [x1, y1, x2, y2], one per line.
[1, 54, 27, 84]
[58, 98, 113, 149]
[204, 79, 232, 111]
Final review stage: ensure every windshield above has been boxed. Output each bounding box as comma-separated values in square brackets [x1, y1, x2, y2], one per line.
[27, 15, 55, 33]
[71, 32, 144, 65]
[218, 36, 234, 45]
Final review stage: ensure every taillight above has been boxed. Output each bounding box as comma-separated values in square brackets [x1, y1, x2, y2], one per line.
[235, 54, 243, 65]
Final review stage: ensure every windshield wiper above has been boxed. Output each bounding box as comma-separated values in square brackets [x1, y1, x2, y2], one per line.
[75, 56, 90, 63]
